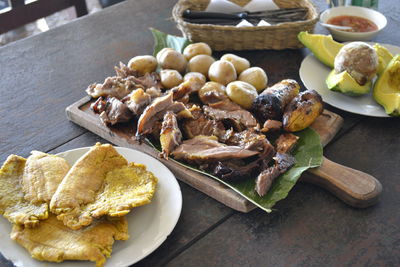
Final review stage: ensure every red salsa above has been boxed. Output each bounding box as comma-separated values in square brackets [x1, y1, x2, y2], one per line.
[327, 15, 378, 32]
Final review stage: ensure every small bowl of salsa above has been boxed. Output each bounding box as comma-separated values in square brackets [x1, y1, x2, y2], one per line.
[320, 6, 387, 42]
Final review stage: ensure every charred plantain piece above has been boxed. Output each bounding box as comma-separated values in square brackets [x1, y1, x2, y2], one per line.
[282, 90, 323, 132]
[252, 79, 300, 122]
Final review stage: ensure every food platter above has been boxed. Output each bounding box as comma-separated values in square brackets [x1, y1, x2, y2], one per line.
[299, 43, 400, 117]
[0, 147, 182, 267]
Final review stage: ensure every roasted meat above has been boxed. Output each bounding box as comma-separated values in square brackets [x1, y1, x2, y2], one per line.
[255, 153, 296, 197]
[136, 92, 192, 136]
[283, 89, 323, 132]
[114, 62, 138, 78]
[160, 112, 182, 158]
[224, 129, 275, 159]
[125, 88, 152, 116]
[182, 106, 226, 140]
[212, 159, 262, 182]
[171, 135, 259, 164]
[95, 97, 133, 126]
[261, 119, 282, 132]
[252, 79, 300, 122]
[203, 99, 257, 131]
[275, 133, 299, 154]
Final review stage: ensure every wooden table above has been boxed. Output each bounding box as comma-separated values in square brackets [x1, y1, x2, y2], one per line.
[1, 0, 399, 266]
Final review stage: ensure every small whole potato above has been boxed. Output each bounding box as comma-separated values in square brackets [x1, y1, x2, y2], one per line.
[160, 69, 183, 89]
[156, 48, 174, 62]
[238, 67, 268, 92]
[208, 60, 237, 86]
[188, 55, 215, 77]
[127, 55, 158, 76]
[226, 81, 258, 109]
[157, 48, 187, 73]
[198, 82, 227, 104]
[221, 53, 250, 74]
[183, 72, 206, 92]
[183, 42, 212, 60]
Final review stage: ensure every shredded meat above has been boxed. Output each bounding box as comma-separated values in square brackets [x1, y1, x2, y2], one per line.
[211, 159, 262, 182]
[136, 92, 192, 136]
[114, 62, 138, 78]
[255, 153, 296, 197]
[203, 100, 257, 131]
[224, 129, 275, 159]
[160, 112, 182, 159]
[125, 88, 152, 116]
[182, 106, 226, 140]
[97, 97, 133, 126]
[171, 136, 259, 164]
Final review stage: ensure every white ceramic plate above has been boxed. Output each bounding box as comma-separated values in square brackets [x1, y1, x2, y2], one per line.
[299, 43, 400, 117]
[0, 147, 182, 267]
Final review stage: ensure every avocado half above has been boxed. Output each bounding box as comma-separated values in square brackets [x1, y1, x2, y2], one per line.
[326, 69, 371, 96]
[298, 31, 344, 68]
[373, 54, 400, 116]
[373, 44, 394, 75]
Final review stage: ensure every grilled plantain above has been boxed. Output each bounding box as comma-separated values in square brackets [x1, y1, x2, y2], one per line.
[282, 90, 323, 132]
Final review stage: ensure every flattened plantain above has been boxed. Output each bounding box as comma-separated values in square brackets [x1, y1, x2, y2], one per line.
[282, 90, 323, 132]
[0, 155, 48, 227]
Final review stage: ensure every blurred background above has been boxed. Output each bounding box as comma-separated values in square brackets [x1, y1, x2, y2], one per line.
[0, 0, 126, 46]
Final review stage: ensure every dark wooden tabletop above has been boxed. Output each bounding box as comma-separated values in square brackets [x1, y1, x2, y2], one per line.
[1, 0, 399, 266]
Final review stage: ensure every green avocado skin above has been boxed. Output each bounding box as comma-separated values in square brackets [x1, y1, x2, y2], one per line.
[298, 32, 343, 69]
[326, 69, 371, 96]
[373, 54, 400, 116]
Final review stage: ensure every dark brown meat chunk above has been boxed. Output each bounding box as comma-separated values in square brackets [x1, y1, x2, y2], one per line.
[212, 159, 262, 182]
[255, 153, 296, 197]
[224, 129, 275, 159]
[203, 99, 257, 131]
[275, 133, 299, 154]
[171, 136, 259, 164]
[252, 79, 300, 122]
[137, 92, 192, 136]
[96, 97, 133, 126]
[160, 112, 182, 159]
[182, 106, 226, 140]
[261, 120, 282, 132]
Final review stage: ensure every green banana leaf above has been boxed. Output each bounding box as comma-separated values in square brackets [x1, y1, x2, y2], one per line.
[149, 29, 323, 212]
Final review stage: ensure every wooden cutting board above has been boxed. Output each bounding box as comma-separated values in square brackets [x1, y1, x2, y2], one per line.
[66, 97, 382, 212]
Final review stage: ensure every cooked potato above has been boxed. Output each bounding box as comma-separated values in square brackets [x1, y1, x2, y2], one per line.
[199, 82, 227, 104]
[156, 48, 174, 62]
[282, 90, 323, 132]
[157, 48, 187, 73]
[160, 69, 183, 89]
[127, 55, 158, 76]
[334, 42, 378, 85]
[188, 55, 215, 77]
[238, 67, 268, 92]
[226, 81, 258, 109]
[183, 72, 206, 92]
[208, 60, 237, 86]
[183, 42, 212, 60]
[221, 53, 250, 74]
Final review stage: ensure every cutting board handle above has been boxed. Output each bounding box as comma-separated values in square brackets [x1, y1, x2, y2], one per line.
[302, 157, 382, 208]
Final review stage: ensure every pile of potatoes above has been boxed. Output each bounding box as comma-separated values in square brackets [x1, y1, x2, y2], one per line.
[127, 42, 269, 109]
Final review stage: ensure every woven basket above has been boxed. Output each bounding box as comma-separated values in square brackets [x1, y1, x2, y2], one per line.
[172, 0, 319, 50]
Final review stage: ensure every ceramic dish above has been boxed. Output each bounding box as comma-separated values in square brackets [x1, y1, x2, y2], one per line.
[320, 6, 387, 41]
[300, 42, 400, 117]
[0, 147, 182, 267]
